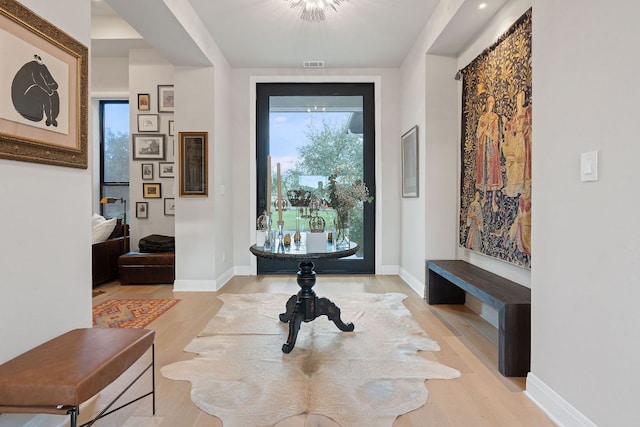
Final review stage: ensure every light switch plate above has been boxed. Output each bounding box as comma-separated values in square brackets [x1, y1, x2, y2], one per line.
[581, 151, 598, 182]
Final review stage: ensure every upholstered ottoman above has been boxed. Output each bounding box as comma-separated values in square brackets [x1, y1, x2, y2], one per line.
[118, 251, 175, 285]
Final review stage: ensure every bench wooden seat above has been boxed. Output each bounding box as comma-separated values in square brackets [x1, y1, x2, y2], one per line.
[426, 260, 531, 377]
[0, 328, 155, 427]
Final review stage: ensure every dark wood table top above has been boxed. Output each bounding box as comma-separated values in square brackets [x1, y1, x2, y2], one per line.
[250, 242, 359, 261]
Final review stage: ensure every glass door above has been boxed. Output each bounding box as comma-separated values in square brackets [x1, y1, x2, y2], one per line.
[256, 83, 375, 274]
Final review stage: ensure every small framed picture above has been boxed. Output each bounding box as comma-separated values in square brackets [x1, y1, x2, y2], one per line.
[143, 182, 162, 199]
[401, 125, 419, 198]
[168, 120, 175, 136]
[141, 163, 154, 180]
[164, 198, 176, 216]
[179, 131, 208, 197]
[138, 93, 150, 111]
[136, 202, 149, 219]
[137, 114, 159, 132]
[132, 134, 165, 160]
[158, 85, 174, 113]
[159, 162, 175, 178]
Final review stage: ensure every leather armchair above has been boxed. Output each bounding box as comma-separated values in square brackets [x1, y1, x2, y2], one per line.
[92, 220, 129, 287]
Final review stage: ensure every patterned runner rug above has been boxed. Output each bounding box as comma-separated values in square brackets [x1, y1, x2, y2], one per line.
[161, 292, 460, 427]
[93, 298, 179, 328]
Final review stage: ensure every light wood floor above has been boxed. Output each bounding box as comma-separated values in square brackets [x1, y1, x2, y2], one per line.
[87, 275, 554, 427]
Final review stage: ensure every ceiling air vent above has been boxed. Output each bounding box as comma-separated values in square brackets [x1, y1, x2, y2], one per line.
[303, 60, 325, 68]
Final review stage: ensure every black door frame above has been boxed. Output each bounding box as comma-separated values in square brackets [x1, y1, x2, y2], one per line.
[256, 82, 376, 274]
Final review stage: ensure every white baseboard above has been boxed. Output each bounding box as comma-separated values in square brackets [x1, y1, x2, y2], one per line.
[216, 267, 234, 290]
[379, 264, 399, 275]
[174, 267, 234, 292]
[234, 265, 251, 276]
[525, 373, 597, 427]
[399, 267, 423, 297]
[173, 279, 218, 292]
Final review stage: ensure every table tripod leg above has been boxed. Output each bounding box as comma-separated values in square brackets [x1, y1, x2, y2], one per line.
[282, 301, 305, 353]
[316, 297, 354, 332]
[279, 294, 298, 323]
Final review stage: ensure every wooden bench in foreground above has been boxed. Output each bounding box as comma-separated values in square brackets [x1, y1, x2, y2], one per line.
[426, 260, 531, 377]
[0, 328, 155, 427]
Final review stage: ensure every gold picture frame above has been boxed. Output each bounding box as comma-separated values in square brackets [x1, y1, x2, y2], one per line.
[137, 93, 150, 111]
[0, 0, 88, 169]
[142, 182, 162, 199]
[178, 131, 208, 197]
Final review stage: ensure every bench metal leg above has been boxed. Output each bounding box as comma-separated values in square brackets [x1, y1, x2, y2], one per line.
[78, 344, 155, 427]
[67, 407, 78, 427]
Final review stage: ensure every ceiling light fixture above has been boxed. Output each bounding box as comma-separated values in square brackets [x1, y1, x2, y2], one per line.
[286, 0, 347, 22]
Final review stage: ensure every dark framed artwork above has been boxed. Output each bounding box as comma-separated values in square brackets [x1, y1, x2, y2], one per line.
[164, 198, 175, 216]
[168, 119, 175, 136]
[401, 125, 418, 198]
[459, 8, 532, 268]
[157, 85, 174, 113]
[137, 114, 159, 132]
[137, 93, 150, 111]
[132, 134, 165, 160]
[0, 0, 88, 169]
[158, 161, 174, 178]
[141, 163, 153, 180]
[178, 131, 208, 197]
[142, 182, 162, 199]
[136, 201, 148, 219]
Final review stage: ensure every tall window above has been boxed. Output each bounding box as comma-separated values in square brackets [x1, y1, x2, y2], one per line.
[256, 83, 376, 274]
[100, 101, 130, 222]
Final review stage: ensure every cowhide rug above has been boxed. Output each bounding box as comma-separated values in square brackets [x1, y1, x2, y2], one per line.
[161, 292, 460, 427]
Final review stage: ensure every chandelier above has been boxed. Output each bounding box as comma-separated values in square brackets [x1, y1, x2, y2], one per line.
[285, 0, 347, 22]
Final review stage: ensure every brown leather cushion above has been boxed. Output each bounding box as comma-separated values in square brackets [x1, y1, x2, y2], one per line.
[0, 328, 154, 408]
[119, 251, 175, 266]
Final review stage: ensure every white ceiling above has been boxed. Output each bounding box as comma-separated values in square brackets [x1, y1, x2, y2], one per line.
[91, 0, 507, 68]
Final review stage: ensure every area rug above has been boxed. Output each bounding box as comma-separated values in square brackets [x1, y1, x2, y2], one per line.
[93, 298, 179, 328]
[161, 292, 460, 427]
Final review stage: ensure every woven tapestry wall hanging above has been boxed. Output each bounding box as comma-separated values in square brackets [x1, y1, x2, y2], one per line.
[459, 8, 532, 268]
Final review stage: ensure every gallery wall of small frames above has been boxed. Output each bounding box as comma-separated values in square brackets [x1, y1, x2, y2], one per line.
[134, 85, 175, 219]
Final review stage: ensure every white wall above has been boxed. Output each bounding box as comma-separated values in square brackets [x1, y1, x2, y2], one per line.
[527, 1, 640, 425]
[230, 69, 402, 276]
[399, 47, 427, 294]
[91, 56, 128, 93]
[171, 26, 235, 292]
[0, 0, 92, 363]
[399, 37, 460, 295]
[173, 67, 218, 291]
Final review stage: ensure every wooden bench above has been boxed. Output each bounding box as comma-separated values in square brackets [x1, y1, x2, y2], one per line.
[426, 260, 531, 377]
[0, 328, 155, 427]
